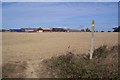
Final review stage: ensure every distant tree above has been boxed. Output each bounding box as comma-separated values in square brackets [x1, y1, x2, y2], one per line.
[1, 29, 5, 32]
[113, 26, 120, 32]
[101, 31, 104, 32]
[96, 31, 98, 32]
[108, 31, 111, 32]
[86, 28, 91, 32]
[81, 29, 85, 32]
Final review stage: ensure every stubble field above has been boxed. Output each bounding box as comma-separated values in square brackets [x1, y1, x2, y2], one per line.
[2, 32, 118, 63]
[2, 32, 118, 78]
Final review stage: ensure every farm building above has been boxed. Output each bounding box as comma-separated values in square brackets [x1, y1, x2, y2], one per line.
[8, 27, 69, 32]
[42, 28, 52, 32]
[0, 29, 10, 32]
[52, 28, 67, 32]
[10, 29, 23, 32]
[21, 28, 37, 32]
[37, 28, 43, 32]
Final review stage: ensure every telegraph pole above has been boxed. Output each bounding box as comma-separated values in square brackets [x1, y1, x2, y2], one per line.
[90, 20, 95, 60]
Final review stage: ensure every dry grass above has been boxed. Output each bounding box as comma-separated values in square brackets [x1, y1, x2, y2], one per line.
[2, 61, 27, 78]
[2, 32, 118, 63]
[2, 32, 118, 78]
[43, 45, 119, 79]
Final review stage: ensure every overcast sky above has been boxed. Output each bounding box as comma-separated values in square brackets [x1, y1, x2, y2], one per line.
[1, 2, 118, 31]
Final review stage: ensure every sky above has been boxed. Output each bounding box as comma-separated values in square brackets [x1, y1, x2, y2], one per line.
[1, 2, 119, 31]
[1, 0, 120, 2]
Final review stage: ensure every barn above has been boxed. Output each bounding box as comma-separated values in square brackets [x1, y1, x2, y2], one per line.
[37, 28, 43, 32]
[52, 28, 67, 32]
[21, 28, 37, 32]
[10, 29, 23, 32]
[43, 28, 52, 32]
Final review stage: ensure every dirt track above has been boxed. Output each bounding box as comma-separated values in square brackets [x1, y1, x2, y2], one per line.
[2, 32, 118, 63]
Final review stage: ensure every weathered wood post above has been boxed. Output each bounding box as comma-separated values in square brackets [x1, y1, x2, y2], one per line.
[90, 20, 95, 60]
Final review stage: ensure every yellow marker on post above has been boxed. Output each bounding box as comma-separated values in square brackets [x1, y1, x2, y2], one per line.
[90, 20, 95, 60]
[92, 20, 95, 27]
[92, 20, 95, 31]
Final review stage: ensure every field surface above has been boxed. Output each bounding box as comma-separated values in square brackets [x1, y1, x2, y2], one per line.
[2, 32, 118, 63]
[2, 32, 118, 78]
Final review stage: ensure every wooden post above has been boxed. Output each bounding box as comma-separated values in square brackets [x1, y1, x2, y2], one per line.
[90, 20, 95, 60]
[0, 32, 2, 79]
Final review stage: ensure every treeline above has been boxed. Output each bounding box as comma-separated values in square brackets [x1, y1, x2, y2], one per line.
[1, 26, 120, 32]
[113, 26, 120, 32]
[81, 26, 120, 32]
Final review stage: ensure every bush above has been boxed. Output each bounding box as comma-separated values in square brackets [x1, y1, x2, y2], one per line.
[93, 45, 108, 59]
[44, 52, 98, 78]
[43, 45, 119, 79]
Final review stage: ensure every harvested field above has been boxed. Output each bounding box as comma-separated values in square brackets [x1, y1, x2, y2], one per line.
[2, 32, 118, 78]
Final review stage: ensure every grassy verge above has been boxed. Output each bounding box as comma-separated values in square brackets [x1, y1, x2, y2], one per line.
[2, 61, 27, 78]
[43, 45, 119, 79]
